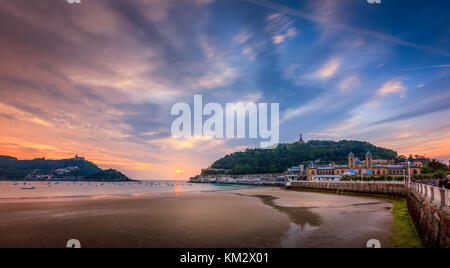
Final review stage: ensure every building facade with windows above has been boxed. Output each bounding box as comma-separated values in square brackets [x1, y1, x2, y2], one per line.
[306, 152, 421, 180]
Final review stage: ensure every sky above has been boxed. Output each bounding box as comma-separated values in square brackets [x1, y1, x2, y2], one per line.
[0, 0, 449, 180]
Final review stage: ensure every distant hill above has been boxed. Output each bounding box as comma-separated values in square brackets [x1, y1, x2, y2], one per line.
[0, 156, 132, 182]
[203, 140, 398, 175]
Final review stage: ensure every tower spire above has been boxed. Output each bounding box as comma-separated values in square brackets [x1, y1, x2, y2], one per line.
[299, 133, 305, 144]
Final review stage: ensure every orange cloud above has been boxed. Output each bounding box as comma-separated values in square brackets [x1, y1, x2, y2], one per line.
[315, 58, 341, 79]
[377, 80, 407, 98]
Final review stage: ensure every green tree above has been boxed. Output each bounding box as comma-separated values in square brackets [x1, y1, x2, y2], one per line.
[422, 159, 448, 174]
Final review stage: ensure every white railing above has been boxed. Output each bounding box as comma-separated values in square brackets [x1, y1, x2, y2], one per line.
[408, 182, 449, 209]
[307, 180, 405, 184]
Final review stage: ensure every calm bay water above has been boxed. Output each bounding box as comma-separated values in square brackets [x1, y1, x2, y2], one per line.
[0, 181, 248, 202]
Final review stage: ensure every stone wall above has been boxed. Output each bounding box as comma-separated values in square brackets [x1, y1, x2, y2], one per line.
[287, 181, 450, 248]
[287, 181, 407, 197]
[407, 183, 450, 248]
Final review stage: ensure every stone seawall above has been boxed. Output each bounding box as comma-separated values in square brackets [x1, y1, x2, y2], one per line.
[288, 181, 407, 197]
[407, 183, 450, 248]
[287, 181, 450, 248]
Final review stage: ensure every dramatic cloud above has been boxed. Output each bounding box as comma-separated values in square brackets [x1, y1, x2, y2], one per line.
[0, 0, 449, 180]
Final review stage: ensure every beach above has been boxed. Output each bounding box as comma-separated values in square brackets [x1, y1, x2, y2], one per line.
[0, 187, 393, 248]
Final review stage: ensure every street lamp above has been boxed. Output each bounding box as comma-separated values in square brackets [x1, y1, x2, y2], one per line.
[407, 161, 411, 185]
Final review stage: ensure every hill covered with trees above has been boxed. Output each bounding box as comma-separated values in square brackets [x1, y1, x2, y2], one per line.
[0, 156, 132, 181]
[203, 140, 398, 175]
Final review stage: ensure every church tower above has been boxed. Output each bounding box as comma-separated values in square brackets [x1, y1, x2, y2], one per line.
[348, 152, 355, 169]
[365, 151, 373, 169]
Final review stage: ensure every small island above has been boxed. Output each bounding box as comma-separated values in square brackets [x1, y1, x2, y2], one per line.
[0, 155, 133, 182]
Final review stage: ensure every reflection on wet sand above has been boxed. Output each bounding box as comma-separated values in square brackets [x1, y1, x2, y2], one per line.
[253, 195, 323, 248]
[255, 195, 322, 228]
[254, 195, 322, 248]
[229, 188, 394, 248]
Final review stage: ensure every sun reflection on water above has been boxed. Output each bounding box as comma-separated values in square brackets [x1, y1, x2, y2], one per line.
[174, 183, 181, 194]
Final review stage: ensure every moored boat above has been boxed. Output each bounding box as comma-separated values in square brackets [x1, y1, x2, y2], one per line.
[20, 186, 36, 190]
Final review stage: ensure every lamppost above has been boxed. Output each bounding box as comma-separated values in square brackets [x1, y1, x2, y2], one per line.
[407, 161, 411, 185]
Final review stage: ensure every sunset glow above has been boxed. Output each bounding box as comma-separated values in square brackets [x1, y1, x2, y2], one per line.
[0, 0, 449, 181]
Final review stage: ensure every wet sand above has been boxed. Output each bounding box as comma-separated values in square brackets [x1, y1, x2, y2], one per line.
[0, 188, 393, 248]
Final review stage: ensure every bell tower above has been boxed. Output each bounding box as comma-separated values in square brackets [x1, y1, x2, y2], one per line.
[348, 152, 355, 169]
[365, 151, 373, 169]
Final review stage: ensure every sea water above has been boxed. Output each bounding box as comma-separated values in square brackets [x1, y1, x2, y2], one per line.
[0, 181, 249, 202]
